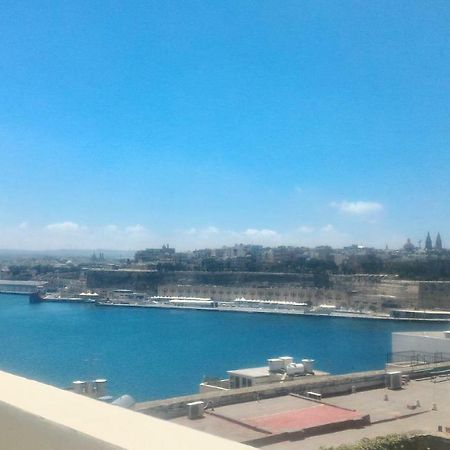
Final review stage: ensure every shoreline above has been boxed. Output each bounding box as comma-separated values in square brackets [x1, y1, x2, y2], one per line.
[94, 301, 450, 322]
[8, 291, 447, 322]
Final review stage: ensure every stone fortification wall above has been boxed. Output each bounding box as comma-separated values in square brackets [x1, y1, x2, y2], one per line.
[87, 270, 423, 310]
[158, 284, 331, 304]
[418, 282, 450, 309]
[86, 269, 162, 293]
[159, 277, 420, 309]
[330, 275, 420, 310]
[86, 269, 317, 292]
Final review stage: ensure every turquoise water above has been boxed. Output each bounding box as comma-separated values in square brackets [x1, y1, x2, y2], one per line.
[0, 294, 448, 401]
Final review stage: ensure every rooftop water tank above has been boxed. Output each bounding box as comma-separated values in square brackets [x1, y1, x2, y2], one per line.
[268, 358, 284, 372]
[286, 363, 305, 376]
[72, 380, 86, 394]
[301, 359, 315, 374]
[85, 381, 95, 396]
[279, 356, 294, 368]
[95, 379, 107, 397]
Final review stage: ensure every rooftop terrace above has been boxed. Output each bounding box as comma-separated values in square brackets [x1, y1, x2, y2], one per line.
[165, 368, 450, 449]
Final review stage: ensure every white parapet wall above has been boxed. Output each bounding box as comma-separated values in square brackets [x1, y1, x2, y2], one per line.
[0, 370, 250, 450]
[392, 331, 450, 355]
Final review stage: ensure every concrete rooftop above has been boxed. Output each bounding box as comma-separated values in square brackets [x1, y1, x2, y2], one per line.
[172, 377, 450, 449]
[394, 330, 450, 338]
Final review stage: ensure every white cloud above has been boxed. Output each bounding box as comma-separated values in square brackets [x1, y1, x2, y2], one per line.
[0, 219, 403, 251]
[174, 226, 282, 248]
[18, 222, 28, 230]
[244, 228, 279, 238]
[45, 221, 82, 232]
[204, 226, 219, 234]
[125, 224, 147, 234]
[297, 225, 315, 233]
[104, 224, 119, 232]
[182, 226, 219, 237]
[321, 224, 335, 232]
[331, 201, 383, 216]
[0, 223, 156, 250]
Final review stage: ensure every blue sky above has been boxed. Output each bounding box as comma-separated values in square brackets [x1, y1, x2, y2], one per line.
[1, 1, 449, 250]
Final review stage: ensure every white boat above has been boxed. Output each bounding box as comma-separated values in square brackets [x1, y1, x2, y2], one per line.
[311, 304, 337, 315]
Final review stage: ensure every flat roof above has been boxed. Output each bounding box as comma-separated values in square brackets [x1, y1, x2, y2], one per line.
[393, 330, 450, 338]
[393, 309, 450, 314]
[173, 378, 450, 450]
[227, 367, 329, 378]
[172, 395, 366, 446]
[228, 366, 270, 378]
[0, 280, 47, 286]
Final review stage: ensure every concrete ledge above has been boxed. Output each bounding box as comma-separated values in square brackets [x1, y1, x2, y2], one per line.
[136, 370, 387, 419]
[0, 370, 250, 450]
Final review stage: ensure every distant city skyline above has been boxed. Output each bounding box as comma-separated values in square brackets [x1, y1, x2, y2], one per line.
[0, 223, 444, 252]
[1, 1, 449, 250]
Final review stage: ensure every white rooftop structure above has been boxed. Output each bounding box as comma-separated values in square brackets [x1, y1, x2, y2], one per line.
[392, 330, 450, 355]
[0, 280, 47, 294]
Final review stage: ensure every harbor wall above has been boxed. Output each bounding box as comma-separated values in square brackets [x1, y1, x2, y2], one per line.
[418, 281, 450, 309]
[86, 270, 317, 292]
[87, 270, 426, 311]
[158, 284, 325, 303]
[330, 275, 419, 310]
[159, 276, 421, 310]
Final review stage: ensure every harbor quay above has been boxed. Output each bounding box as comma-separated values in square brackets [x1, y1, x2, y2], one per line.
[35, 287, 450, 322]
[6, 266, 446, 321]
[84, 268, 450, 314]
[4, 254, 450, 316]
[86, 269, 423, 312]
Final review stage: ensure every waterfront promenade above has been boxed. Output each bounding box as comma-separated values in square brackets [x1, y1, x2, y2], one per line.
[96, 300, 450, 322]
[38, 295, 450, 322]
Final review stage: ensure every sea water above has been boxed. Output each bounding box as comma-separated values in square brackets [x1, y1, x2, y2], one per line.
[0, 294, 447, 401]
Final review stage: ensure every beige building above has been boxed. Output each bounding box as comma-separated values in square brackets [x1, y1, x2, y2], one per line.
[158, 284, 337, 305]
[158, 277, 422, 312]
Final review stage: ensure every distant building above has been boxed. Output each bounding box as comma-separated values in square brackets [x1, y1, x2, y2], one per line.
[436, 232, 443, 251]
[135, 245, 175, 263]
[403, 238, 415, 252]
[425, 232, 433, 252]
